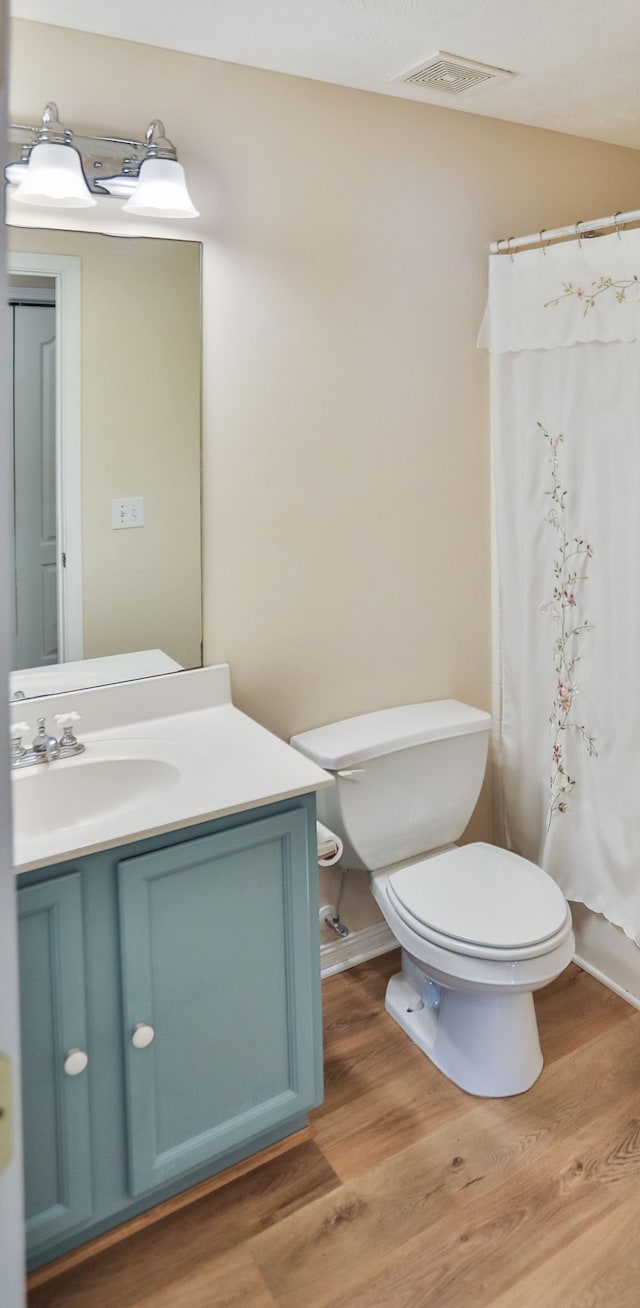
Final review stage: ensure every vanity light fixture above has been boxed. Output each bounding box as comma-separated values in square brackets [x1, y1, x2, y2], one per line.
[6, 103, 199, 218]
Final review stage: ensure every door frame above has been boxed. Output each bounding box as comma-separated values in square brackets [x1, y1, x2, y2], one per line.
[8, 251, 83, 663]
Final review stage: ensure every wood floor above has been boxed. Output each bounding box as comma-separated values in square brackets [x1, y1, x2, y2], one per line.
[29, 952, 640, 1308]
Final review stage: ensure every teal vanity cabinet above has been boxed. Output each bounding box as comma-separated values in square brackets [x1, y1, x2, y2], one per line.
[17, 795, 322, 1270]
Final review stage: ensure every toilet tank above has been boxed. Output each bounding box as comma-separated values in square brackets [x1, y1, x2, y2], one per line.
[291, 701, 491, 872]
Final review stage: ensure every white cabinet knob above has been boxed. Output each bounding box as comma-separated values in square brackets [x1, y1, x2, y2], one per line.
[132, 1022, 155, 1049]
[64, 1048, 88, 1076]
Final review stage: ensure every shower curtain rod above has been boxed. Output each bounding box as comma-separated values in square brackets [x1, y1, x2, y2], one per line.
[489, 207, 640, 255]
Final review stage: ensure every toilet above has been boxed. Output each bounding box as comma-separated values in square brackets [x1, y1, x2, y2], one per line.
[291, 700, 574, 1098]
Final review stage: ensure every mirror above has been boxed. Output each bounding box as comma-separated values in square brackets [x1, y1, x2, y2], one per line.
[7, 225, 202, 699]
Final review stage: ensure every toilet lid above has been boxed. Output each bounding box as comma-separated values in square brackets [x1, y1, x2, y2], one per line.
[387, 843, 568, 951]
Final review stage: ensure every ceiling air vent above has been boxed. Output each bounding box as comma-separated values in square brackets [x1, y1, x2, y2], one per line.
[397, 52, 513, 96]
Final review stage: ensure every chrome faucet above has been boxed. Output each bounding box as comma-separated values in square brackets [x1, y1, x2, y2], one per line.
[31, 718, 61, 761]
[10, 713, 85, 769]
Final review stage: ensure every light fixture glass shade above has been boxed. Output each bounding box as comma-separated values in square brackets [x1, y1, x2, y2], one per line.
[123, 158, 199, 218]
[4, 160, 29, 186]
[12, 141, 97, 208]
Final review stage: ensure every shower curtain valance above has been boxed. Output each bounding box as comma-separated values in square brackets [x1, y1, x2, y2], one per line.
[479, 228, 640, 353]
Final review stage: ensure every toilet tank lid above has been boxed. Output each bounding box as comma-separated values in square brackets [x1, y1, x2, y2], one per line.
[290, 701, 491, 770]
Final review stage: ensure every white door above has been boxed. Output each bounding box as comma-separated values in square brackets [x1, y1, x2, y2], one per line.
[11, 301, 57, 670]
[1, 46, 27, 1300]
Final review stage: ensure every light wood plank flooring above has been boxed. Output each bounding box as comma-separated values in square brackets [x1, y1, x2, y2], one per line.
[29, 952, 640, 1307]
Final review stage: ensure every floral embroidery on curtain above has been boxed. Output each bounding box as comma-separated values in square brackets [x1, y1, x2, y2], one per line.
[538, 423, 596, 828]
[545, 275, 640, 315]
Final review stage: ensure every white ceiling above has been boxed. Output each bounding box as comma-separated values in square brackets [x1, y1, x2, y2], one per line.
[11, 0, 640, 151]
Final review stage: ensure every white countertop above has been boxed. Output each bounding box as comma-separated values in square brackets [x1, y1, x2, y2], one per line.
[12, 665, 332, 874]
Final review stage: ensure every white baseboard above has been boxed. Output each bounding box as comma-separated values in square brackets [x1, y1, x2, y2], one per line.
[320, 921, 397, 978]
[574, 951, 640, 1012]
[319, 902, 640, 1009]
[571, 901, 640, 1010]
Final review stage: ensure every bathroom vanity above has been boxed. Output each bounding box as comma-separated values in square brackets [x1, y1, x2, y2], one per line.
[12, 666, 331, 1271]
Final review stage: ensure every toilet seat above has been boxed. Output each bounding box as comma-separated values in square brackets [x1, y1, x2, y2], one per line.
[386, 843, 572, 962]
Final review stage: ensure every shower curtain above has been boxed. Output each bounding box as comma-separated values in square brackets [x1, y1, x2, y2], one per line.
[481, 228, 640, 942]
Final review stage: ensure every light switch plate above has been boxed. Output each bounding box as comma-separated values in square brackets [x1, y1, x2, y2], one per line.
[112, 497, 145, 530]
[0, 1055, 12, 1173]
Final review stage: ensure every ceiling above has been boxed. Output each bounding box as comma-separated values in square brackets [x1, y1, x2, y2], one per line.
[11, 0, 640, 151]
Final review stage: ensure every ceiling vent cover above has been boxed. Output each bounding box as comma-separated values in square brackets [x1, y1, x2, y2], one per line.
[397, 52, 513, 96]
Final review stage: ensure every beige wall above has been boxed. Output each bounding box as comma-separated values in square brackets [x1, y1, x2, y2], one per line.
[7, 225, 201, 668]
[9, 19, 640, 931]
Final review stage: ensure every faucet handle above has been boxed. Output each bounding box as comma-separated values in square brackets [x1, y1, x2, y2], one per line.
[54, 711, 81, 731]
[54, 712, 84, 755]
[10, 721, 30, 739]
[10, 722, 30, 759]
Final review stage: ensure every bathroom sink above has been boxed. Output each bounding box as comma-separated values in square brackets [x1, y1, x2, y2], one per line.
[12, 754, 181, 839]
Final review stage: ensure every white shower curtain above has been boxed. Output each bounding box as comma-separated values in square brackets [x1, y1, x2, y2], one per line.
[481, 229, 640, 941]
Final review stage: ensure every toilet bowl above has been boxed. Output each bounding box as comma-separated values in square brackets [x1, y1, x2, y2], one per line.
[291, 700, 574, 1098]
[372, 844, 573, 1096]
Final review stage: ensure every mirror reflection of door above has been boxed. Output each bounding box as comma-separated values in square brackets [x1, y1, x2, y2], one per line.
[7, 235, 203, 695]
[9, 284, 57, 670]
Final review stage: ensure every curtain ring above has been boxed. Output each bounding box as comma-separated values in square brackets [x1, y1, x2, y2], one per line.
[507, 236, 515, 262]
[539, 229, 548, 256]
[613, 211, 623, 240]
[575, 220, 583, 249]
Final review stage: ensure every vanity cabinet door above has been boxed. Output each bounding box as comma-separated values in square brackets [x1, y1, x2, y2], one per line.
[18, 873, 93, 1251]
[117, 809, 319, 1196]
